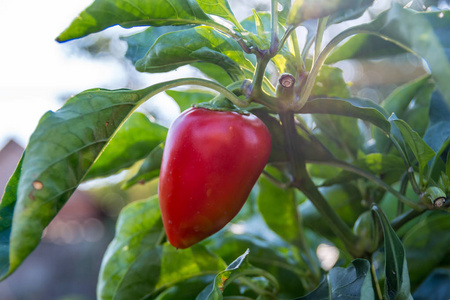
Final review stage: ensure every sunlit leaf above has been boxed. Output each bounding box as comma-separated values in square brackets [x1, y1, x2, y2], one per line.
[135, 26, 250, 79]
[97, 196, 226, 299]
[85, 112, 167, 180]
[57, 0, 214, 42]
[195, 0, 241, 29]
[372, 205, 414, 300]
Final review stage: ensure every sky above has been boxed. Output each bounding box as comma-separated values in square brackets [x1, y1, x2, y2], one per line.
[0, 0, 184, 150]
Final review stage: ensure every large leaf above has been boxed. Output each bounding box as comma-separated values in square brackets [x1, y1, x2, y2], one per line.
[287, 0, 371, 27]
[294, 259, 374, 300]
[402, 211, 450, 288]
[97, 196, 226, 299]
[57, 0, 214, 42]
[2, 78, 207, 280]
[353, 5, 450, 105]
[85, 112, 167, 180]
[424, 91, 450, 153]
[0, 157, 22, 279]
[372, 205, 413, 300]
[135, 26, 251, 79]
[257, 166, 300, 243]
[300, 97, 391, 134]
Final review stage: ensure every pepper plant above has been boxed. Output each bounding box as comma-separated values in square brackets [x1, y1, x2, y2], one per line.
[1, 0, 450, 299]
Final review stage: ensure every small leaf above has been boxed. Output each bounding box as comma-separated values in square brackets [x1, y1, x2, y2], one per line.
[57, 0, 213, 42]
[166, 89, 215, 112]
[123, 143, 164, 189]
[294, 259, 375, 300]
[257, 167, 300, 243]
[372, 205, 414, 300]
[85, 112, 167, 180]
[393, 119, 435, 180]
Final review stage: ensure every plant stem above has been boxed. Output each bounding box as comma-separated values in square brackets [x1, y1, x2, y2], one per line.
[271, 0, 279, 53]
[279, 112, 360, 257]
[391, 209, 426, 231]
[290, 29, 305, 72]
[370, 260, 383, 300]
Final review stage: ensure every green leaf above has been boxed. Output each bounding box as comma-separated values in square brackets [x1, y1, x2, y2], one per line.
[326, 34, 405, 64]
[322, 153, 405, 186]
[288, 0, 371, 27]
[393, 119, 435, 181]
[372, 205, 413, 300]
[122, 143, 164, 189]
[85, 112, 167, 180]
[190, 62, 234, 86]
[135, 26, 251, 79]
[121, 26, 195, 64]
[300, 97, 391, 134]
[294, 259, 375, 300]
[354, 6, 450, 105]
[195, 0, 241, 29]
[413, 269, 450, 300]
[166, 89, 215, 112]
[0, 157, 23, 279]
[4, 78, 198, 280]
[374, 75, 433, 153]
[309, 63, 350, 99]
[327, 0, 374, 26]
[98, 196, 226, 299]
[57, 0, 213, 42]
[424, 91, 450, 153]
[402, 212, 450, 289]
[257, 167, 300, 243]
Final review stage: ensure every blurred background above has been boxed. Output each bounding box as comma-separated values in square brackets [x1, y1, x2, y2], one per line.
[0, 0, 437, 299]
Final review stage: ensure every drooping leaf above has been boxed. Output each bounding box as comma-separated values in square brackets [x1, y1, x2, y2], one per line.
[85, 112, 167, 180]
[288, 0, 371, 27]
[122, 143, 164, 189]
[293, 259, 375, 300]
[0, 157, 22, 279]
[97, 196, 226, 300]
[372, 205, 414, 300]
[121, 25, 195, 64]
[166, 89, 215, 112]
[327, 0, 374, 26]
[300, 97, 391, 134]
[57, 0, 214, 42]
[135, 26, 251, 79]
[257, 166, 300, 243]
[3, 78, 211, 281]
[352, 5, 450, 105]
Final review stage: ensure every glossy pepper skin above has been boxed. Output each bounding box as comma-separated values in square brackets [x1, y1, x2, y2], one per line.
[158, 107, 272, 249]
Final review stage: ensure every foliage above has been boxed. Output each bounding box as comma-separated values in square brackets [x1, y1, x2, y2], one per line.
[1, 0, 450, 299]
